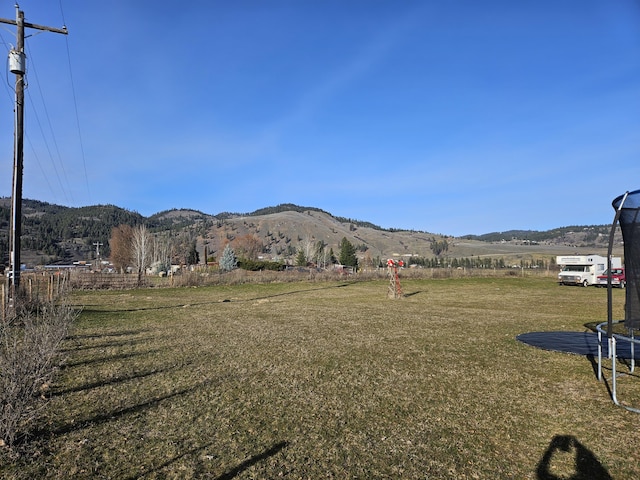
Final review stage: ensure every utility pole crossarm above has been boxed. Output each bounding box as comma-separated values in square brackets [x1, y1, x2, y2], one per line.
[0, 17, 68, 35]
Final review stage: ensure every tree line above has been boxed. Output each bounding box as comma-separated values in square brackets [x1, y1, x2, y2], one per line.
[408, 256, 552, 269]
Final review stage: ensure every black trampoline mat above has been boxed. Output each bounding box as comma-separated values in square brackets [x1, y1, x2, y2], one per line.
[516, 331, 640, 360]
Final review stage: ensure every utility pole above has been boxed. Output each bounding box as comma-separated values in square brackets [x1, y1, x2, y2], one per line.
[93, 241, 103, 270]
[93, 242, 103, 258]
[0, 5, 67, 307]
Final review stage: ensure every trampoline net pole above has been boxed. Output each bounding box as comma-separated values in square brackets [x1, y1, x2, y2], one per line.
[608, 191, 628, 338]
[610, 190, 640, 412]
[632, 329, 636, 374]
[611, 336, 619, 406]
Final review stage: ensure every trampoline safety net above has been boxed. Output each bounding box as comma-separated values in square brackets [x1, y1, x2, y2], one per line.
[613, 190, 640, 329]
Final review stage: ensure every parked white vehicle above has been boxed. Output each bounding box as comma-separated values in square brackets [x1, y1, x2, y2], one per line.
[556, 255, 621, 287]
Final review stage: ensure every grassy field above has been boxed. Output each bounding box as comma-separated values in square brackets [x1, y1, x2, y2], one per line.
[2, 276, 639, 479]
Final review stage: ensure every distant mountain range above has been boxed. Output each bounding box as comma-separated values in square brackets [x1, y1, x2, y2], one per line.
[0, 197, 620, 268]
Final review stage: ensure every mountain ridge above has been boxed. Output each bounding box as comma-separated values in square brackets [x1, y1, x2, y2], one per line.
[0, 197, 620, 268]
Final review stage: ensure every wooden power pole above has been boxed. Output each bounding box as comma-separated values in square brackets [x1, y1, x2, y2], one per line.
[0, 6, 67, 306]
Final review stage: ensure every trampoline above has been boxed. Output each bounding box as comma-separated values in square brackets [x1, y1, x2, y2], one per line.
[518, 190, 640, 413]
[517, 331, 640, 360]
[595, 190, 640, 413]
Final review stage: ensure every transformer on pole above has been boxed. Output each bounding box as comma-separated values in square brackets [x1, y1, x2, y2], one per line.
[0, 5, 67, 307]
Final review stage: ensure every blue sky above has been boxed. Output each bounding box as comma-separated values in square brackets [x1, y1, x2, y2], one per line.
[0, 1, 639, 236]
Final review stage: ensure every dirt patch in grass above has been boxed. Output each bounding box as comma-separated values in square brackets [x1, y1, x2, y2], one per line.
[2, 277, 636, 478]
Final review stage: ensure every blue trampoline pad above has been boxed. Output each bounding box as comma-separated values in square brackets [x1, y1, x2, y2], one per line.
[516, 331, 640, 360]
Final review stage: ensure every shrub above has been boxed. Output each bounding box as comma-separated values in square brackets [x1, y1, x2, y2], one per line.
[237, 259, 285, 271]
[0, 300, 77, 448]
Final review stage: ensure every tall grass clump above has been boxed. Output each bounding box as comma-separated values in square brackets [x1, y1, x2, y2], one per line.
[0, 299, 78, 449]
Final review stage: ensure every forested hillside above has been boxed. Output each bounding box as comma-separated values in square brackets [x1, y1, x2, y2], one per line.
[0, 198, 144, 266]
[0, 197, 616, 269]
[462, 225, 611, 244]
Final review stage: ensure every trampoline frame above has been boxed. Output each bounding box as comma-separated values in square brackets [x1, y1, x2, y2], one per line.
[597, 321, 639, 413]
[597, 190, 640, 413]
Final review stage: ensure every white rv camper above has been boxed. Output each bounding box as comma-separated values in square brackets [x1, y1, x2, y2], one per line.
[556, 255, 621, 287]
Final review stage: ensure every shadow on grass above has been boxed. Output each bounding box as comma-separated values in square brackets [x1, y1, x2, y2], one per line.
[536, 435, 612, 480]
[79, 283, 356, 314]
[403, 290, 423, 297]
[61, 348, 164, 369]
[32, 375, 234, 441]
[122, 441, 216, 480]
[66, 329, 150, 340]
[121, 440, 288, 480]
[50, 362, 190, 396]
[214, 441, 289, 480]
[586, 354, 640, 408]
[59, 337, 151, 353]
[585, 354, 616, 403]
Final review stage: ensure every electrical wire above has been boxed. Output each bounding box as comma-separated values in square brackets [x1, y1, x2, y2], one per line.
[24, 130, 57, 199]
[0, 26, 56, 201]
[0, 2, 90, 206]
[25, 43, 73, 203]
[0, 7, 75, 204]
[25, 84, 71, 203]
[58, 0, 91, 202]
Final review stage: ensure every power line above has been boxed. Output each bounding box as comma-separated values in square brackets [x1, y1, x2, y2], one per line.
[62, 38, 89, 202]
[24, 43, 73, 201]
[25, 86, 71, 202]
[58, 0, 68, 28]
[58, 0, 90, 202]
[0, 18, 68, 203]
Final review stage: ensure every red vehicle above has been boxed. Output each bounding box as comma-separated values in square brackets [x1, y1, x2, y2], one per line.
[596, 267, 625, 288]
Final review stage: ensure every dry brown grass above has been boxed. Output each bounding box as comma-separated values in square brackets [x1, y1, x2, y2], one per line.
[1, 277, 637, 479]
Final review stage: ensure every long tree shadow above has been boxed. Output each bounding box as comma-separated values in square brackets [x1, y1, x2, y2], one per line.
[214, 441, 289, 480]
[66, 329, 150, 340]
[50, 362, 191, 396]
[61, 348, 164, 369]
[79, 282, 356, 314]
[536, 435, 612, 480]
[122, 441, 216, 480]
[30, 374, 236, 441]
[121, 440, 288, 479]
[59, 337, 150, 353]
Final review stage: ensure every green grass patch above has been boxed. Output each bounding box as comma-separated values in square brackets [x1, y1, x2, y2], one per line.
[1, 277, 637, 478]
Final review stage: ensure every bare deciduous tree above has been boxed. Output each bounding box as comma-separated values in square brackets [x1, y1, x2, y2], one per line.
[299, 237, 315, 265]
[132, 225, 151, 285]
[317, 242, 332, 269]
[232, 234, 263, 261]
[109, 224, 133, 273]
[152, 232, 174, 274]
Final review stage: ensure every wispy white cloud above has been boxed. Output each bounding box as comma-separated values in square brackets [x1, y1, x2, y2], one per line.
[258, 5, 428, 144]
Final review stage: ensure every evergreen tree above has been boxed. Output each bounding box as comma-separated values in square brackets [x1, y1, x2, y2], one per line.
[296, 249, 307, 266]
[219, 244, 237, 272]
[186, 241, 199, 265]
[429, 238, 449, 256]
[338, 237, 358, 267]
